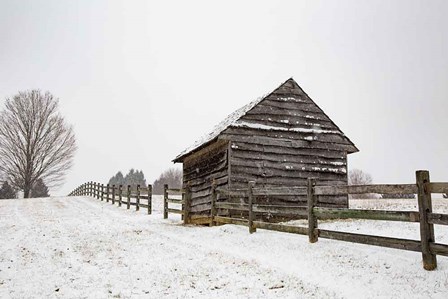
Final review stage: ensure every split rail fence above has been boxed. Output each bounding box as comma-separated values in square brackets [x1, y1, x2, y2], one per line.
[68, 170, 448, 271]
[209, 170, 448, 271]
[162, 184, 190, 220]
[69, 181, 153, 214]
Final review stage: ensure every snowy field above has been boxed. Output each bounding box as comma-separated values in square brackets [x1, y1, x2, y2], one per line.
[1, 196, 448, 298]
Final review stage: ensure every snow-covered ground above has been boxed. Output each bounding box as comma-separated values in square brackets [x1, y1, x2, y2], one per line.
[1, 196, 447, 298]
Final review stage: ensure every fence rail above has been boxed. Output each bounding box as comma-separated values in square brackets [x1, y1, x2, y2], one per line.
[163, 184, 190, 223]
[68, 181, 152, 215]
[211, 170, 448, 271]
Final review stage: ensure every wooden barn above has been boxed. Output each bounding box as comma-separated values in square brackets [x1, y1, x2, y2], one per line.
[173, 78, 358, 223]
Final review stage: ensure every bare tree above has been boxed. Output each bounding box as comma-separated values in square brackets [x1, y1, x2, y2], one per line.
[0, 90, 76, 198]
[348, 168, 375, 199]
[153, 168, 183, 194]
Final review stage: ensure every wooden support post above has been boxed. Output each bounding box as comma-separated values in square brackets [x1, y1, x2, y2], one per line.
[307, 178, 318, 243]
[106, 184, 110, 203]
[96, 182, 100, 199]
[210, 181, 217, 226]
[136, 185, 140, 211]
[112, 185, 116, 205]
[127, 185, 131, 210]
[118, 185, 122, 207]
[163, 184, 168, 219]
[416, 170, 437, 270]
[148, 184, 152, 215]
[100, 184, 104, 201]
[248, 181, 256, 233]
[184, 184, 191, 224]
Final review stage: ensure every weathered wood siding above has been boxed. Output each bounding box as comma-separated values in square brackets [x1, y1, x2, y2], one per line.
[220, 79, 352, 208]
[183, 140, 229, 216]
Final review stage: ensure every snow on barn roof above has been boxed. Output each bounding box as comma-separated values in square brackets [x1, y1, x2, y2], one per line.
[172, 92, 266, 162]
[173, 78, 358, 162]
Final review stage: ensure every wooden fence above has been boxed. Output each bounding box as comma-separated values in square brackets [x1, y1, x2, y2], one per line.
[69, 181, 152, 214]
[210, 170, 448, 271]
[163, 184, 193, 224]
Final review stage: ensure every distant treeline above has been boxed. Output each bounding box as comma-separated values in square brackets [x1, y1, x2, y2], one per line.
[107, 167, 182, 195]
[108, 169, 146, 187]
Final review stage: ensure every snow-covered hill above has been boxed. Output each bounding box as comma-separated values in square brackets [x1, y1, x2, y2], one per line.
[0, 196, 447, 298]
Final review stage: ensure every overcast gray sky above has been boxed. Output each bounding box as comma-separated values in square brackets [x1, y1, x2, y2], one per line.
[1, 0, 447, 195]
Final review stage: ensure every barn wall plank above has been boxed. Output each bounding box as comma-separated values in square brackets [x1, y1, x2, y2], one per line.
[183, 140, 229, 217]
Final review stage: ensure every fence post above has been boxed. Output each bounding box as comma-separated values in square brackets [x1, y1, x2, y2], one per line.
[148, 184, 152, 215]
[307, 178, 318, 243]
[106, 184, 110, 203]
[100, 184, 104, 201]
[118, 185, 122, 207]
[136, 185, 140, 211]
[416, 170, 437, 270]
[163, 184, 168, 219]
[112, 185, 116, 204]
[127, 185, 131, 209]
[248, 181, 256, 233]
[184, 184, 192, 224]
[96, 182, 99, 199]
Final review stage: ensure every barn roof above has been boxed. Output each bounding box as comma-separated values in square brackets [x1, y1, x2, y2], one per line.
[173, 78, 358, 163]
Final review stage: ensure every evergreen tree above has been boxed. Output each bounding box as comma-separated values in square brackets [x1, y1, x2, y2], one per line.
[31, 178, 50, 198]
[108, 171, 125, 186]
[108, 169, 147, 187]
[124, 169, 146, 186]
[124, 169, 136, 185]
[0, 181, 16, 199]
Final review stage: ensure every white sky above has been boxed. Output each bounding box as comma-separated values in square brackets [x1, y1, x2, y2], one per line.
[1, 0, 447, 195]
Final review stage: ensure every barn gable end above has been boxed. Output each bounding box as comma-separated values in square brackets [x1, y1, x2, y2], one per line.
[174, 78, 358, 219]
